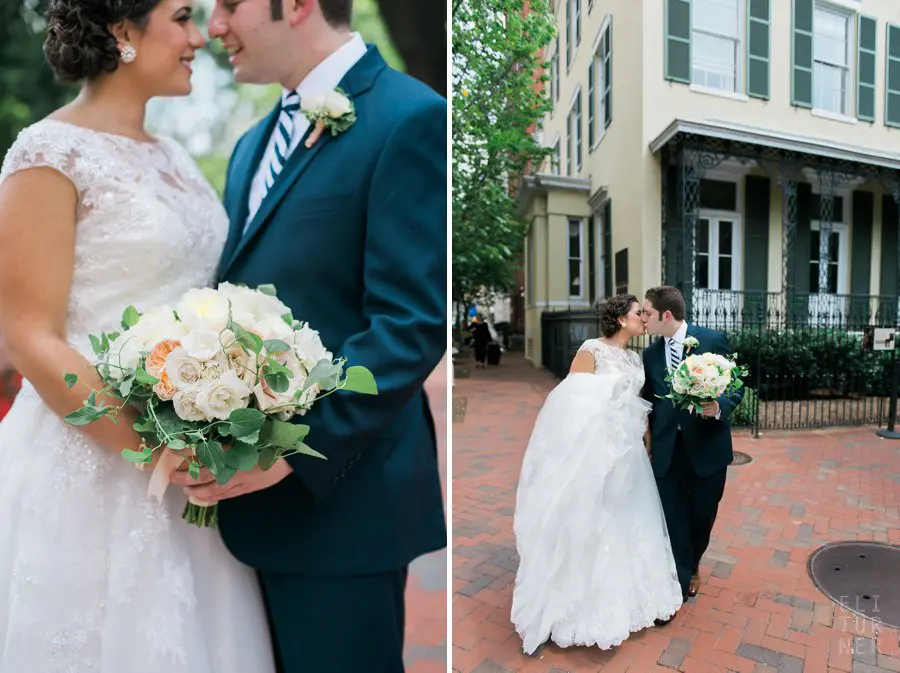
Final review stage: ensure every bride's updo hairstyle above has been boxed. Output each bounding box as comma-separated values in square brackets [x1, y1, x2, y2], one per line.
[44, 0, 162, 83]
[597, 293, 638, 337]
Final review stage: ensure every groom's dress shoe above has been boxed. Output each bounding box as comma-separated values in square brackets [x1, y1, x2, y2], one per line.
[654, 613, 676, 627]
[688, 574, 700, 597]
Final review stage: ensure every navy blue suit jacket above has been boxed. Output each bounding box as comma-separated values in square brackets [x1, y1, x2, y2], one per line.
[215, 46, 447, 577]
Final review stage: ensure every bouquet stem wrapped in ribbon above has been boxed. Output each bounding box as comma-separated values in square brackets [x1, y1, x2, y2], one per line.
[662, 346, 748, 417]
[63, 283, 377, 527]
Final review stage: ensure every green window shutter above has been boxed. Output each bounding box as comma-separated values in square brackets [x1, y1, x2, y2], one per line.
[603, 199, 613, 298]
[588, 61, 595, 147]
[603, 20, 612, 127]
[665, 0, 691, 84]
[744, 176, 770, 293]
[850, 191, 874, 296]
[747, 0, 770, 99]
[566, 0, 572, 67]
[887, 24, 900, 128]
[792, 0, 813, 108]
[857, 15, 877, 122]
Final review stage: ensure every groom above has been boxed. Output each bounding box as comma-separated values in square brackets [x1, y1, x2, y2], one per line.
[173, 1, 447, 671]
[641, 286, 741, 617]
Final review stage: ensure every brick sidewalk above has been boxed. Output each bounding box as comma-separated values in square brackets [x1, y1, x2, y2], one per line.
[405, 355, 449, 673]
[453, 351, 900, 673]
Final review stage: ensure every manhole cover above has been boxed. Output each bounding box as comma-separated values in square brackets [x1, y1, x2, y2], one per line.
[731, 451, 752, 465]
[808, 541, 900, 628]
[452, 397, 467, 423]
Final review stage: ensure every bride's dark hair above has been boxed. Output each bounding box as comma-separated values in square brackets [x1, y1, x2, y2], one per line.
[597, 294, 638, 337]
[43, 0, 162, 83]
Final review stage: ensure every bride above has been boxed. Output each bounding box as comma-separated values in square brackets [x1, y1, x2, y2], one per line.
[511, 294, 683, 654]
[0, 0, 275, 671]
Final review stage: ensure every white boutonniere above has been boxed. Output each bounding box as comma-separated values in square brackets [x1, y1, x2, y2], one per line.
[301, 88, 356, 148]
[683, 336, 700, 353]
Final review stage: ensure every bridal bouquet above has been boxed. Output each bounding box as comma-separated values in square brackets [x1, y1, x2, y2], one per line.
[63, 282, 377, 527]
[662, 349, 748, 416]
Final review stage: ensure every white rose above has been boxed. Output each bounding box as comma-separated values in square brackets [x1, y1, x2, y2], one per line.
[132, 306, 185, 349]
[223, 334, 259, 387]
[324, 91, 351, 118]
[165, 347, 205, 390]
[292, 325, 332, 369]
[253, 351, 308, 414]
[181, 329, 224, 361]
[201, 352, 229, 382]
[194, 371, 251, 421]
[254, 315, 294, 341]
[302, 92, 328, 114]
[217, 282, 290, 328]
[176, 288, 231, 332]
[107, 333, 142, 380]
[173, 389, 209, 422]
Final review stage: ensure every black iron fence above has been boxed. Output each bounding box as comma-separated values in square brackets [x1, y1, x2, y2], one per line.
[540, 290, 900, 434]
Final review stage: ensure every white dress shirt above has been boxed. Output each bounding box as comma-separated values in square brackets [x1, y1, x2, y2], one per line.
[246, 32, 367, 225]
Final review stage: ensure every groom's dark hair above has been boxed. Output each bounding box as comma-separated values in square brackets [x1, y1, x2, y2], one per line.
[645, 286, 686, 321]
[271, 0, 352, 25]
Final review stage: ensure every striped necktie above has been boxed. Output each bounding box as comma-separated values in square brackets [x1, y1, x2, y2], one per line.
[261, 91, 301, 200]
[667, 338, 683, 370]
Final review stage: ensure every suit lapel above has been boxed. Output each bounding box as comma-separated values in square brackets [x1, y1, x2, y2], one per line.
[220, 45, 388, 277]
[220, 108, 279, 276]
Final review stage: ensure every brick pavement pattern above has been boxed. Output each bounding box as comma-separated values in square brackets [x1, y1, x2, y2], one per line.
[453, 351, 900, 673]
[405, 356, 449, 672]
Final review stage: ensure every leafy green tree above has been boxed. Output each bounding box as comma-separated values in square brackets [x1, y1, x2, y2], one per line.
[452, 0, 554, 312]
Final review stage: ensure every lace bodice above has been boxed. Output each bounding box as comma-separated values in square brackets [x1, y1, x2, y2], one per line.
[0, 119, 228, 356]
[578, 338, 645, 396]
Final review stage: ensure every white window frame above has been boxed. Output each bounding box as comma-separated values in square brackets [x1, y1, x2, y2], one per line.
[695, 213, 744, 291]
[812, 1, 856, 118]
[594, 210, 606, 299]
[567, 87, 582, 175]
[807, 192, 851, 325]
[567, 0, 581, 70]
[550, 37, 560, 109]
[568, 217, 586, 300]
[551, 136, 561, 175]
[690, 0, 744, 94]
[590, 15, 611, 151]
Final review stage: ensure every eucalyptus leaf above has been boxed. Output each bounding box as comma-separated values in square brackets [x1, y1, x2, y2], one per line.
[64, 406, 110, 426]
[64, 372, 78, 389]
[263, 339, 291, 354]
[224, 443, 259, 471]
[121, 447, 153, 463]
[293, 442, 327, 460]
[257, 447, 278, 471]
[304, 360, 342, 391]
[197, 439, 227, 482]
[265, 372, 290, 394]
[259, 419, 309, 449]
[257, 284, 277, 296]
[228, 408, 266, 439]
[342, 366, 378, 395]
[121, 305, 141, 329]
[231, 322, 263, 354]
[119, 375, 134, 399]
[188, 461, 200, 479]
[135, 368, 160, 386]
[166, 438, 187, 450]
[89, 334, 103, 356]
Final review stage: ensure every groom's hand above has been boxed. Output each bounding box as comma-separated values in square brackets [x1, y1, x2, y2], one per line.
[171, 460, 294, 504]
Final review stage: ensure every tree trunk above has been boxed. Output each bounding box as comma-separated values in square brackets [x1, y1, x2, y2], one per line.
[376, 0, 446, 98]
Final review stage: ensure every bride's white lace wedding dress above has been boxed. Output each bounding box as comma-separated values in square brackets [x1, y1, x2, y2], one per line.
[0, 120, 276, 673]
[511, 338, 683, 654]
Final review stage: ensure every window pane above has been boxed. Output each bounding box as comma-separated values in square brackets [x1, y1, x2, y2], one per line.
[810, 261, 819, 292]
[697, 255, 710, 289]
[719, 220, 733, 255]
[699, 179, 738, 210]
[693, 0, 739, 38]
[828, 231, 839, 263]
[810, 229, 820, 262]
[814, 7, 848, 66]
[827, 262, 838, 294]
[813, 62, 847, 113]
[719, 256, 733, 289]
[697, 219, 710, 253]
[692, 32, 737, 91]
[569, 260, 581, 296]
[569, 220, 581, 257]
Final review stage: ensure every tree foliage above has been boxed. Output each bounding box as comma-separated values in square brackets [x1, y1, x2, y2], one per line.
[452, 0, 554, 307]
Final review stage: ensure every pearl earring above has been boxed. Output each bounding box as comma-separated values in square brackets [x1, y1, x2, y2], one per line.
[120, 44, 137, 64]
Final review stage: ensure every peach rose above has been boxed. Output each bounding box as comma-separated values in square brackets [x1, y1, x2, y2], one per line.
[153, 370, 177, 400]
[146, 339, 182, 378]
